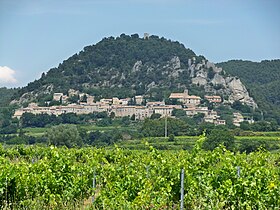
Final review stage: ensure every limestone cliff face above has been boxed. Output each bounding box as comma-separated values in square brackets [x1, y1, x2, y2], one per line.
[211, 74, 226, 86]
[189, 60, 257, 108]
[11, 84, 54, 105]
[226, 77, 257, 108]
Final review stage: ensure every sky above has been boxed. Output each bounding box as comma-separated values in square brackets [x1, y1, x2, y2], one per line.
[0, 0, 280, 88]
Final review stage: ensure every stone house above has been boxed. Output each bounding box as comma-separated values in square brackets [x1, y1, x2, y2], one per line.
[135, 95, 144, 105]
[184, 106, 208, 116]
[205, 95, 222, 103]
[169, 89, 201, 106]
[146, 101, 165, 107]
[112, 105, 136, 118]
[53, 93, 63, 101]
[153, 105, 181, 117]
[233, 112, 244, 127]
[135, 106, 153, 120]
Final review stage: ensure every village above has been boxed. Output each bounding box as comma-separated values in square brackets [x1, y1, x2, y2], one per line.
[13, 89, 248, 127]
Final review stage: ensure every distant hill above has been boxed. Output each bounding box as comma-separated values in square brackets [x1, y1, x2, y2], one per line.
[13, 34, 200, 101]
[217, 60, 280, 123]
[11, 34, 257, 109]
[3, 33, 279, 123]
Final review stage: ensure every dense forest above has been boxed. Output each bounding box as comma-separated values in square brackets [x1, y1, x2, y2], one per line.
[217, 60, 280, 123]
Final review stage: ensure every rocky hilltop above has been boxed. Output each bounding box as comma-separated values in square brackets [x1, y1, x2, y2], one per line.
[11, 34, 257, 108]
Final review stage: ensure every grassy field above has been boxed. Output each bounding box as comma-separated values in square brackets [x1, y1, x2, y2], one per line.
[236, 136, 280, 141]
[117, 133, 280, 151]
[20, 126, 280, 152]
[22, 124, 138, 137]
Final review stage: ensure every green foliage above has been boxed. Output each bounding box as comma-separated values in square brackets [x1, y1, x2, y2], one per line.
[240, 120, 278, 132]
[46, 124, 82, 148]
[0, 103, 19, 135]
[171, 109, 186, 118]
[238, 140, 269, 154]
[121, 116, 130, 126]
[214, 105, 234, 125]
[250, 121, 278, 132]
[150, 113, 161, 119]
[96, 118, 112, 127]
[141, 118, 190, 137]
[0, 146, 279, 209]
[21, 112, 109, 128]
[231, 101, 252, 113]
[67, 94, 79, 103]
[22, 113, 58, 127]
[0, 123, 17, 134]
[15, 34, 197, 100]
[218, 59, 280, 123]
[168, 134, 175, 142]
[0, 87, 18, 107]
[193, 113, 205, 124]
[109, 111, 115, 119]
[203, 129, 235, 151]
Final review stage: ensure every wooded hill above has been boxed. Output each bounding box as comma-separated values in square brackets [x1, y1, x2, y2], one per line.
[13, 34, 202, 101]
[217, 60, 280, 123]
[2, 33, 279, 124]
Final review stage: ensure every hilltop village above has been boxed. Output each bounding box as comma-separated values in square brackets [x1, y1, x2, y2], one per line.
[13, 89, 251, 127]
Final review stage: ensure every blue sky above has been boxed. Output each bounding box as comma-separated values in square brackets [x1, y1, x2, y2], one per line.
[0, 0, 279, 87]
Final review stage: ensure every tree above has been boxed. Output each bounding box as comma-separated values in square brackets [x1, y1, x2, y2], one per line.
[172, 109, 186, 118]
[150, 113, 161, 119]
[251, 121, 278, 132]
[168, 134, 175, 142]
[131, 33, 139, 39]
[239, 140, 269, 154]
[232, 101, 251, 113]
[68, 95, 79, 103]
[109, 112, 115, 119]
[80, 94, 87, 103]
[240, 121, 250, 130]
[121, 116, 130, 126]
[141, 118, 190, 137]
[47, 124, 82, 148]
[130, 114, 135, 121]
[198, 122, 215, 135]
[61, 113, 79, 124]
[96, 118, 112, 127]
[203, 129, 235, 151]
[193, 113, 205, 124]
[87, 130, 102, 145]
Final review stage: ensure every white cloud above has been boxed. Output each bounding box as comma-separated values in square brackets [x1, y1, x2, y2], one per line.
[0, 66, 18, 85]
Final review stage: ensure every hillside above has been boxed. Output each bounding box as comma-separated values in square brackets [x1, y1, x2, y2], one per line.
[217, 60, 280, 122]
[13, 34, 198, 101]
[11, 34, 256, 109]
[0, 87, 18, 107]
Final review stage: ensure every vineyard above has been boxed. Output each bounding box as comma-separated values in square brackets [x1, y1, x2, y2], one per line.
[0, 136, 279, 209]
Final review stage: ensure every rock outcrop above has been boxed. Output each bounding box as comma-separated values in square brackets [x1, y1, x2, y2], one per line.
[226, 77, 257, 108]
[11, 84, 54, 105]
[211, 74, 226, 86]
[170, 56, 181, 69]
[189, 60, 257, 108]
[132, 61, 142, 73]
